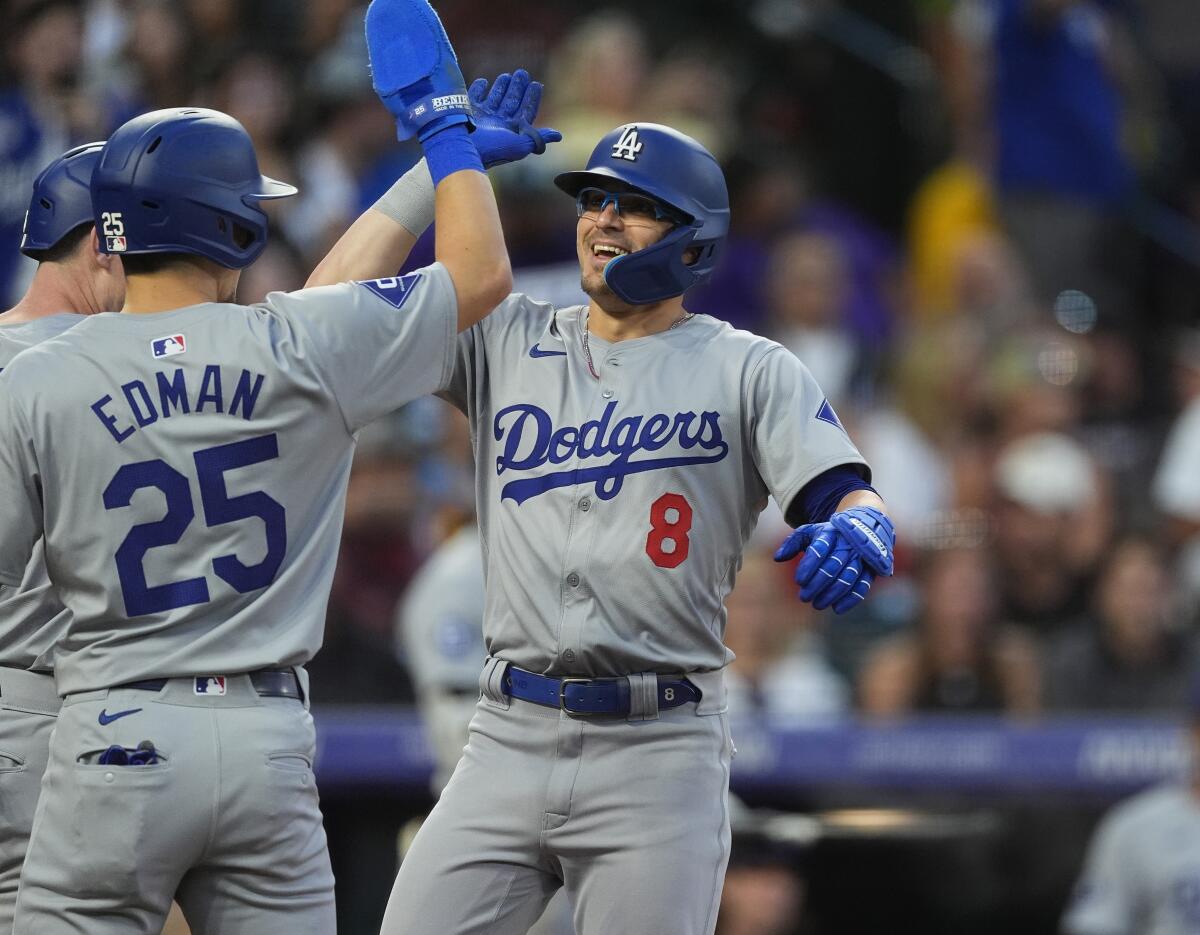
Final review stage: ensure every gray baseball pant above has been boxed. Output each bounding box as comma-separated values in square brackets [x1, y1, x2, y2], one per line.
[14, 674, 335, 935]
[381, 660, 732, 935]
[0, 667, 59, 933]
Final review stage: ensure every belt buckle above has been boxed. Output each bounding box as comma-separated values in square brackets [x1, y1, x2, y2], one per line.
[558, 677, 601, 717]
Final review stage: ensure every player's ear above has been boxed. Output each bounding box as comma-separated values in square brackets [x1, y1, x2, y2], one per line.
[89, 227, 120, 273]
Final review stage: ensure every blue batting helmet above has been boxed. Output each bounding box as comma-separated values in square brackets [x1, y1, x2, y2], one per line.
[19, 142, 105, 258]
[92, 108, 297, 269]
[555, 123, 729, 305]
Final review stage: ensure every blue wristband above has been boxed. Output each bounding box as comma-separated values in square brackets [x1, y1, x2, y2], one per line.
[422, 124, 484, 186]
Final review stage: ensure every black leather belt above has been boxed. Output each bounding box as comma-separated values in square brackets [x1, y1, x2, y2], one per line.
[120, 668, 302, 700]
[503, 665, 701, 717]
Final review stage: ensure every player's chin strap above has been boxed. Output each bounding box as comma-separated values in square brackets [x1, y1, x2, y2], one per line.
[602, 223, 703, 306]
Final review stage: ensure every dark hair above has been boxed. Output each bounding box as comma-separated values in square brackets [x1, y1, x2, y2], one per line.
[24, 222, 92, 264]
[118, 252, 211, 277]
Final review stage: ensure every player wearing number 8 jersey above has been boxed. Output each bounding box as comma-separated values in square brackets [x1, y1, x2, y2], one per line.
[372, 123, 896, 933]
[0, 0, 540, 922]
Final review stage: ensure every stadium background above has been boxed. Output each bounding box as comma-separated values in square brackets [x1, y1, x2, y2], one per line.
[4, 0, 1200, 932]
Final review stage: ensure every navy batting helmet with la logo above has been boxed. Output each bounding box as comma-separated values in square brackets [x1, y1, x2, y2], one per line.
[554, 123, 729, 305]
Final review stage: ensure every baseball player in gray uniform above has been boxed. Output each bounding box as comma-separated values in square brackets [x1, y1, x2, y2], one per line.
[324, 122, 894, 934]
[0, 141, 124, 932]
[1062, 679, 1200, 935]
[0, 0, 556, 925]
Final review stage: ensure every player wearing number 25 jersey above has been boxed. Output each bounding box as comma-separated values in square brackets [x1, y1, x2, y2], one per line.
[0, 90, 512, 934]
[380, 126, 894, 935]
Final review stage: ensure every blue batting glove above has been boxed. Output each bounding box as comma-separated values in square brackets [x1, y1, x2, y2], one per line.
[467, 69, 561, 168]
[774, 506, 895, 614]
[366, 0, 473, 142]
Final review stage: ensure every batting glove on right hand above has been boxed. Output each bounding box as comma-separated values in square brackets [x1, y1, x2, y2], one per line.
[468, 69, 561, 168]
[774, 506, 895, 614]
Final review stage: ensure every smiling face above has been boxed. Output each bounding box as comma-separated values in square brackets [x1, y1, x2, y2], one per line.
[575, 187, 676, 305]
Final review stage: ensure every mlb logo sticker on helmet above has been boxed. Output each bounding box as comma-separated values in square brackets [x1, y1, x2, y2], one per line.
[151, 334, 187, 358]
[106, 236, 127, 252]
[194, 676, 227, 696]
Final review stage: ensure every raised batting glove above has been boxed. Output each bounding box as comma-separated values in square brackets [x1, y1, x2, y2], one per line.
[468, 69, 562, 168]
[774, 506, 895, 614]
[365, 0, 472, 142]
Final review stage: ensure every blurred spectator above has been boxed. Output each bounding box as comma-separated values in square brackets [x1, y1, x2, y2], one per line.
[282, 91, 397, 266]
[235, 239, 306, 305]
[542, 11, 649, 169]
[307, 439, 421, 704]
[688, 150, 902, 344]
[1075, 324, 1159, 518]
[1152, 328, 1200, 614]
[765, 231, 861, 408]
[1060, 676, 1200, 935]
[991, 431, 1111, 632]
[1044, 537, 1198, 714]
[724, 548, 849, 723]
[642, 45, 737, 161]
[905, 160, 1002, 322]
[978, 0, 1135, 309]
[395, 514, 485, 793]
[858, 547, 1040, 716]
[0, 0, 85, 303]
[716, 817, 810, 935]
[207, 49, 297, 193]
[105, 0, 198, 116]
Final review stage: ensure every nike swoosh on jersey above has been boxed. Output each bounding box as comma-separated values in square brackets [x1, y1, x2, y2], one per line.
[98, 707, 143, 725]
[529, 343, 567, 358]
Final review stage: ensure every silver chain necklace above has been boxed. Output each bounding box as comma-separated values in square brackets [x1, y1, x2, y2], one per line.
[580, 309, 693, 380]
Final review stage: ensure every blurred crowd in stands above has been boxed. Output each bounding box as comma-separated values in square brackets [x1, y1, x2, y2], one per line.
[4, 0, 1200, 736]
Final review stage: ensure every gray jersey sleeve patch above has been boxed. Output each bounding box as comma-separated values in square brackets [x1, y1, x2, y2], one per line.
[747, 346, 869, 517]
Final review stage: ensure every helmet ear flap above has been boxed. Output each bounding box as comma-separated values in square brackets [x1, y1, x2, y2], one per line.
[603, 225, 711, 305]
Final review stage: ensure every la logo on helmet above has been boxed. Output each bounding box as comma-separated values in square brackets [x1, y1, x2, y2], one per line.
[611, 126, 643, 162]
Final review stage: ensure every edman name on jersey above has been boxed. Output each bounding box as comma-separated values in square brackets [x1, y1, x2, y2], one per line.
[89, 365, 267, 444]
[493, 400, 729, 504]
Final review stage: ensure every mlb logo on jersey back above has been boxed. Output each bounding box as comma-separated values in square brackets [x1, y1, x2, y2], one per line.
[357, 272, 422, 309]
[107, 236, 127, 252]
[194, 676, 227, 696]
[151, 334, 187, 358]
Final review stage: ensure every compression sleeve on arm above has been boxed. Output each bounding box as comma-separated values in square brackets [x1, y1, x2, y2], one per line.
[787, 463, 875, 526]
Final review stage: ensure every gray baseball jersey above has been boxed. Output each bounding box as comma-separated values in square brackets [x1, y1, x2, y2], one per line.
[0, 267, 456, 694]
[382, 298, 867, 935]
[439, 298, 868, 677]
[0, 313, 85, 672]
[1, 314, 86, 931]
[1063, 784, 1200, 935]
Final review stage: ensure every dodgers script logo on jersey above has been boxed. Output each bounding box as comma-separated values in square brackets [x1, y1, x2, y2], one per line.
[152, 334, 186, 358]
[493, 400, 728, 504]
